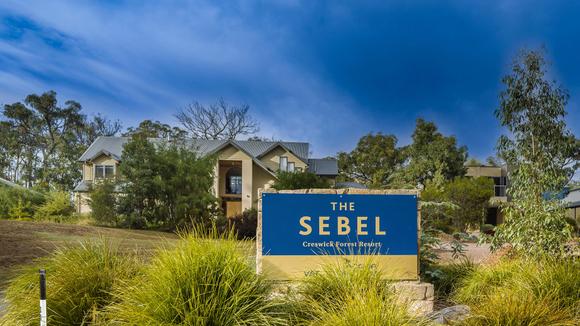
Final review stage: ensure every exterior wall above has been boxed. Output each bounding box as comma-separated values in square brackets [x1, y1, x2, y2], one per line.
[216, 145, 254, 212]
[466, 166, 505, 178]
[259, 146, 307, 172]
[75, 192, 91, 214]
[82, 155, 119, 181]
[252, 163, 276, 208]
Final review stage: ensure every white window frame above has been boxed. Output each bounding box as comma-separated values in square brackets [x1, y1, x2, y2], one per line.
[94, 164, 115, 180]
[287, 162, 295, 172]
[279, 156, 288, 172]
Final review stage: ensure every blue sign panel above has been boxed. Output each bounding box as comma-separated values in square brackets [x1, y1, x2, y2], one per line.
[262, 193, 418, 256]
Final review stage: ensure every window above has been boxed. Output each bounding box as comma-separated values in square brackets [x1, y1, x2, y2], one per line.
[225, 167, 242, 194]
[287, 162, 295, 172]
[279, 156, 288, 172]
[95, 165, 114, 179]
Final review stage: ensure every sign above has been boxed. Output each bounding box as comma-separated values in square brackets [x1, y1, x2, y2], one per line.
[257, 191, 419, 280]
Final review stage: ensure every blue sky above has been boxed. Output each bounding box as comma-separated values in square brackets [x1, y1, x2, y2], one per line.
[0, 1, 578, 159]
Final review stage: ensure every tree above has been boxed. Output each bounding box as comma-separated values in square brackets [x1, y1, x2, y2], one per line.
[123, 120, 186, 139]
[400, 118, 468, 187]
[175, 98, 259, 140]
[491, 49, 577, 255]
[445, 177, 494, 231]
[118, 134, 218, 229]
[1, 91, 122, 190]
[272, 171, 330, 190]
[496, 50, 579, 198]
[337, 133, 402, 188]
[89, 181, 118, 226]
[84, 114, 123, 144]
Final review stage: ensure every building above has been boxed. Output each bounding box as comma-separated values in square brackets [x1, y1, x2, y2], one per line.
[73, 136, 338, 216]
[561, 187, 580, 226]
[466, 165, 508, 225]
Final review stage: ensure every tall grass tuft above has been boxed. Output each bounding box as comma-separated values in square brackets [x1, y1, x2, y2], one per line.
[454, 257, 580, 325]
[0, 239, 141, 326]
[104, 228, 285, 325]
[290, 258, 429, 325]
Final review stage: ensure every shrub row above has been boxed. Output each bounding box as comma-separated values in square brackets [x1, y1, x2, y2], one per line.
[0, 186, 76, 222]
[0, 229, 425, 325]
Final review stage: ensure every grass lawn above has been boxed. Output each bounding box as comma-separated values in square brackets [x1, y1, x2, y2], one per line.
[0, 219, 179, 290]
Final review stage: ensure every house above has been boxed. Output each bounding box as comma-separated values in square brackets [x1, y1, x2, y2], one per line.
[73, 136, 338, 217]
[466, 164, 508, 225]
[561, 187, 580, 227]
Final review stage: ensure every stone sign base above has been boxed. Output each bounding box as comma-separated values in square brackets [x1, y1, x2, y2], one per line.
[271, 280, 434, 316]
[393, 281, 435, 315]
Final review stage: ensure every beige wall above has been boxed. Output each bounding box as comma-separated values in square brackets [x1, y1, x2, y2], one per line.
[82, 155, 119, 181]
[466, 166, 505, 178]
[252, 163, 276, 208]
[259, 146, 307, 172]
[75, 192, 91, 214]
[216, 145, 254, 211]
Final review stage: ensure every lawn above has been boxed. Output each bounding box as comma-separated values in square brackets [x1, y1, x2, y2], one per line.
[0, 219, 179, 290]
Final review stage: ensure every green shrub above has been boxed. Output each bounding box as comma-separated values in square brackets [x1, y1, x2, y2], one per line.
[480, 223, 495, 235]
[0, 240, 141, 326]
[0, 186, 45, 219]
[223, 208, 258, 239]
[454, 257, 580, 325]
[34, 191, 75, 222]
[105, 229, 285, 325]
[272, 171, 330, 190]
[292, 258, 428, 325]
[89, 181, 118, 226]
[428, 259, 476, 299]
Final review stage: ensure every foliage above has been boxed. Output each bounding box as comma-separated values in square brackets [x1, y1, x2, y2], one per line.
[272, 171, 330, 190]
[291, 258, 427, 325]
[492, 50, 577, 256]
[398, 118, 468, 187]
[34, 191, 75, 222]
[454, 257, 580, 325]
[0, 186, 45, 219]
[105, 229, 285, 325]
[118, 134, 219, 229]
[225, 208, 258, 239]
[175, 98, 259, 140]
[445, 177, 494, 231]
[426, 259, 475, 299]
[123, 119, 186, 139]
[0, 91, 122, 190]
[491, 199, 572, 255]
[337, 133, 403, 188]
[0, 240, 141, 326]
[89, 181, 118, 226]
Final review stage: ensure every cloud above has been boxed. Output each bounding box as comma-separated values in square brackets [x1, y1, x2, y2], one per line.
[0, 0, 578, 159]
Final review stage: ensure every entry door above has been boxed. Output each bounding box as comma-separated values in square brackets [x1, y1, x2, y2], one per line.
[226, 201, 242, 218]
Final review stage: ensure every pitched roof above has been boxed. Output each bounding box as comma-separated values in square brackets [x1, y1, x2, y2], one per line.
[307, 158, 339, 176]
[78, 136, 337, 176]
[79, 137, 310, 162]
[79, 137, 309, 162]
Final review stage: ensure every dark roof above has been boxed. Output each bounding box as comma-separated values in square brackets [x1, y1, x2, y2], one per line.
[77, 136, 334, 176]
[307, 158, 338, 176]
[563, 188, 580, 208]
[79, 137, 310, 162]
[73, 180, 123, 193]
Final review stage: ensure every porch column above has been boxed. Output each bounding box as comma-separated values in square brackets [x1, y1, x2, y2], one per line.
[241, 160, 253, 211]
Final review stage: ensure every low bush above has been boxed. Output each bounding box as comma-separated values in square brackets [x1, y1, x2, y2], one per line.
[0, 186, 45, 219]
[291, 258, 428, 325]
[454, 257, 580, 325]
[0, 240, 141, 326]
[89, 181, 118, 226]
[427, 259, 476, 299]
[222, 208, 258, 239]
[104, 228, 285, 325]
[34, 191, 75, 222]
